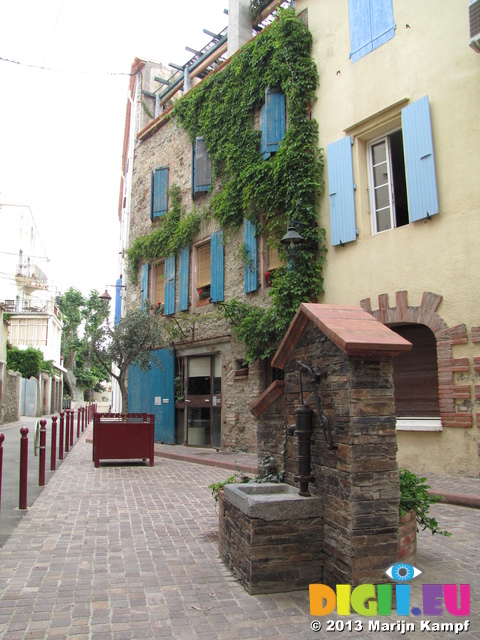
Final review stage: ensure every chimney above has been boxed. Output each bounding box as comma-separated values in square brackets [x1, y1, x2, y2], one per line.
[227, 0, 252, 58]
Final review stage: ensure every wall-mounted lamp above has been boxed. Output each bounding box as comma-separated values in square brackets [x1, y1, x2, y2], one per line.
[280, 224, 305, 250]
[99, 290, 112, 302]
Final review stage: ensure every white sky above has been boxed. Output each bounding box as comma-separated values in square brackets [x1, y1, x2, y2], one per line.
[0, 0, 228, 297]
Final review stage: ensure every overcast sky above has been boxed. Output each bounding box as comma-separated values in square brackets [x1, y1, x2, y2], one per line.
[0, 0, 228, 297]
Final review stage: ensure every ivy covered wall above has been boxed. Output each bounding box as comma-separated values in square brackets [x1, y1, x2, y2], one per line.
[128, 8, 325, 364]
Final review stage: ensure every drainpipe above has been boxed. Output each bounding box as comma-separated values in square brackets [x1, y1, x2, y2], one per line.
[227, 0, 252, 58]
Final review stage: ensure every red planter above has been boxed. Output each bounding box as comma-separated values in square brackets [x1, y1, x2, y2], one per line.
[93, 413, 155, 467]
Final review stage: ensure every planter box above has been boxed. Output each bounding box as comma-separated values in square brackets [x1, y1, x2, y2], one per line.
[93, 413, 155, 467]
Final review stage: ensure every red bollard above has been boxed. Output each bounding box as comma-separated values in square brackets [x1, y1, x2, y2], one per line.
[77, 410, 81, 438]
[59, 411, 65, 459]
[51, 416, 57, 471]
[19, 427, 28, 510]
[0, 433, 4, 517]
[65, 411, 70, 453]
[39, 420, 47, 487]
[81, 407, 85, 432]
[69, 409, 74, 447]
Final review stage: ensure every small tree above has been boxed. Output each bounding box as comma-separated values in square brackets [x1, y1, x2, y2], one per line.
[88, 305, 168, 413]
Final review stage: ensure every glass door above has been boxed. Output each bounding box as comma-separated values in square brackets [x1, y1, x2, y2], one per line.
[184, 355, 222, 447]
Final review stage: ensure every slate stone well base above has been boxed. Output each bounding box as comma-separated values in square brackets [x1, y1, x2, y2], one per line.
[219, 483, 323, 594]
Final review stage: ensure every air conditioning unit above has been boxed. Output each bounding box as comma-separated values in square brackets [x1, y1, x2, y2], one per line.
[469, 0, 480, 52]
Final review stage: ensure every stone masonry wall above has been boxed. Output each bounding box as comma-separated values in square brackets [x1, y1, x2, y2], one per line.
[127, 113, 271, 452]
[4, 370, 21, 423]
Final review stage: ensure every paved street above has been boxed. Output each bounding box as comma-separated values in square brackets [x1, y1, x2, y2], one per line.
[0, 425, 478, 639]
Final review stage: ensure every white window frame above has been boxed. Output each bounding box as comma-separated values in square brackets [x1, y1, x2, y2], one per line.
[396, 418, 443, 432]
[367, 130, 396, 235]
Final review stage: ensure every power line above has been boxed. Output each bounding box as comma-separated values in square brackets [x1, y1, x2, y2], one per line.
[0, 55, 135, 77]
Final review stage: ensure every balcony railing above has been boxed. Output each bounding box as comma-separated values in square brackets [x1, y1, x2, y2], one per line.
[16, 262, 48, 287]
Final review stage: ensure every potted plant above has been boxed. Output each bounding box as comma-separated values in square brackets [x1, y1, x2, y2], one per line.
[399, 469, 451, 536]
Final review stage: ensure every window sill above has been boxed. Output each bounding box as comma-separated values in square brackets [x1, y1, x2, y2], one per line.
[396, 417, 443, 432]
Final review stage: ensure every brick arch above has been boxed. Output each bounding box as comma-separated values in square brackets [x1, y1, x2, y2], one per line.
[360, 291, 472, 428]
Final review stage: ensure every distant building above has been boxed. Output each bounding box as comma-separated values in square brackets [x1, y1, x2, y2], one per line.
[0, 204, 64, 415]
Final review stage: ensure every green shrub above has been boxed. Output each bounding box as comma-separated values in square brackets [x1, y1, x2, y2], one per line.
[399, 469, 451, 537]
[7, 345, 46, 378]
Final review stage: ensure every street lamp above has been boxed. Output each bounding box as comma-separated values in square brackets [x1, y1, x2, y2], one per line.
[280, 225, 305, 250]
[99, 290, 112, 302]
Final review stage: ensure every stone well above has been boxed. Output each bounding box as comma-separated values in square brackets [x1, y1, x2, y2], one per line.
[219, 303, 412, 593]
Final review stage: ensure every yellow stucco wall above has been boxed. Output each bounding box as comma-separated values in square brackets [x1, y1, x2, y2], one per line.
[297, 0, 480, 476]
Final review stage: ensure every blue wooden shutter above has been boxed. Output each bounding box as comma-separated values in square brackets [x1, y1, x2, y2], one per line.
[151, 167, 169, 219]
[327, 137, 357, 246]
[194, 137, 212, 193]
[114, 277, 122, 326]
[349, 0, 373, 61]
[140, 263, 149, 310]
[210, 231, 224, 303]
[260, 89, 286, 160]
[402, 96, 439, 222]
[371, 0, 395, 51]
[349, 0, 395, 62]
[244, 218, 258, 294]
[178, 245, 190, 311]
[164, 255, 176, 315]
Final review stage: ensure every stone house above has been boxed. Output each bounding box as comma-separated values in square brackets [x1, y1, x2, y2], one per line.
[117, 1, 298, 450]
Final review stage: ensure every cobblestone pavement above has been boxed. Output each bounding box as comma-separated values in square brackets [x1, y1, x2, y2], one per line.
[0, 426, 478, 639]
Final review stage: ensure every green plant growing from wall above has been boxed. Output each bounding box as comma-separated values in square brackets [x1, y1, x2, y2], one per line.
[128, 186, 201, 284]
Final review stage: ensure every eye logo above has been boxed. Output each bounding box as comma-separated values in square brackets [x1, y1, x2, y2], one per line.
[385, 563, 422, 582]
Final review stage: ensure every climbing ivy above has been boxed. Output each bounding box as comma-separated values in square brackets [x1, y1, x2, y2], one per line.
[130, 9, 325, 361]
[174, 9, 325, 362]
[128, 185, 201, 284]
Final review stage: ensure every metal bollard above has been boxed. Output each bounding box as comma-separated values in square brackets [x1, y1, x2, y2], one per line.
[38, 420, 47, 487]
[77, 410, 81, 439]
[69, 409, 74, 447]
[0, 433, 4, 517]
[64, 411, 70, 453]
[59, 411, 65, 458]
[51, 416, 57, 471]
[81, 406, 85, 432]
[19, 427, 28, 510]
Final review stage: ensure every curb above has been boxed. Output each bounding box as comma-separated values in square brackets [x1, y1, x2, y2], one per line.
[430, 491, 480, 510]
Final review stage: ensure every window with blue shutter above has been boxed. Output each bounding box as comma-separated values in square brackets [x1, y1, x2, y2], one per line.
[192, 137, 212, 197]
[260, 89, 286, 160]
[114, 277, 122, 326]
[401, 96, 439, 222]
[151, 167, 169, 220]
[327, 136, 357, 246]
[178, 245, 190, 311]
[210, 231, 224, 303]
[243, 218, 258, 294]
[348, 0, 395, 63]
[164, 255, 176, 315]
[140, 263, 149, 310]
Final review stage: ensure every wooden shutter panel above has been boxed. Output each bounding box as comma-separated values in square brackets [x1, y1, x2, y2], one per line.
[348, 0, 373, 61]
[349, 0, 395, 62]
[114, 277, 122, 326]
[244, 218, 258, 294]
[152, 167, 169, 218]
[401, 96, 439, 222]
[140, 263, 149, 310]
[260, 89, 286, 160]
[164, 255, 176, 315]
[327, 137, 357, 246]
[196, 243, 211, 289]
[210, 231, 224, 302]
[371, 0, 395, 51]
[194, 137, 212, 193]
[179, 245, 190, 311]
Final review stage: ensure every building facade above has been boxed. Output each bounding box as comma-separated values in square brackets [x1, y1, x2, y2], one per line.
[297, 0, 480, 476]
[0, 204, 64, 416]
[118, 0, 480, 476]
